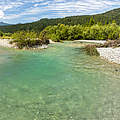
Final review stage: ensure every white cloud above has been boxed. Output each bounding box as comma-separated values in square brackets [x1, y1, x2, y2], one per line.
[0, 10, 4, 18]
[0, 0, 120, 23]
[0, 0, 24, 11]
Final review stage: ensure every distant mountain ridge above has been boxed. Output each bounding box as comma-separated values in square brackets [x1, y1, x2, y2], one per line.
[0, 8, 120, 33]
[0, 22, 11, 26]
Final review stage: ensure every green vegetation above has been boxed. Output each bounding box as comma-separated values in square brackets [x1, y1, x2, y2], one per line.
[84, 44, 100, 56]
[0, 8, 120, 50]
[0, 8, 120, 33]
[0, 31, 3, 37]
[0, 31, 12, 39]
[98, 40, 120, 48]
[41, 22, 120, 41]
[84, 39, 120, 56]
[10, 31, 48, 49]
[1, 19, 120, 50]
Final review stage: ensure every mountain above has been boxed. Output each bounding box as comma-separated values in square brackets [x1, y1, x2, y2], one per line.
[0, 22, 11, 26]
[0, 8, 120, 33]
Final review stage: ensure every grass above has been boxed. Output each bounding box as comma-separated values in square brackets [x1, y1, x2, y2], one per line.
[98, 40, 120, 48]
[84, 44, 100, 56]
[0, 36, 11, 39]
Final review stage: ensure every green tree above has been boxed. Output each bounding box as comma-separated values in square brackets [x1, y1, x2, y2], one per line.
[105, 20, 108, 25]
[11, 31, 44, 49]
[39, 30, 49, 44]
[0, 31, 3, 37]
[89, 17, 95, 26]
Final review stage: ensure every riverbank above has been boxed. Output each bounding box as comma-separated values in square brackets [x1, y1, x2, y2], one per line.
[0, 39, 14, 48]
[75, 40, 120, 64]
[1, 39, 120, 64]
[74, 40, 106, 44]
[97, 47, 120, 64]
[0, 39, 48, 49]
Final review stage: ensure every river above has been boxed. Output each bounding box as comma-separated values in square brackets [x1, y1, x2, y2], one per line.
[0, 42, 120, 120]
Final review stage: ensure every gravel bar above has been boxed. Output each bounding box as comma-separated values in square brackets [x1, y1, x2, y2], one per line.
[97, 47, 120, 64]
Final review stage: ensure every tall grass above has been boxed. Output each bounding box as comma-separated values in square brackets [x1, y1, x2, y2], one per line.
[85, 44, 100, 56]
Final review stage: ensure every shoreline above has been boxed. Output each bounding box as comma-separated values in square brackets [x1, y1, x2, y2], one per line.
[0, 39, 120, 64]
[74, 40, 120, 65]
[97, 47, 120, 64]
[0, 39, 48, 49]
[74, 40, 120, 64]
[0, 39, 14, 48]
[74, 40, 106, 44]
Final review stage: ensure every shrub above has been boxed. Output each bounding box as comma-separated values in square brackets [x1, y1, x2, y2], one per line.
[85, 44, 100, 56]
[0, 31, 3, 37]
[40, 22, 120, 41]
[39, 30, 49, 44]
[99, 40, 120, 48]
[11, 31, 44, 49]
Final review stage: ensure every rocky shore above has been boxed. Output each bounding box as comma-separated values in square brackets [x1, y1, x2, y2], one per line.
[0, 39, 14, 48]
[1, 39, 120, 64]
[97, 47, 120, 64]
[0, 39, 48, 49]
[77, 40, 120, 64]
[75, 40, 106, 44]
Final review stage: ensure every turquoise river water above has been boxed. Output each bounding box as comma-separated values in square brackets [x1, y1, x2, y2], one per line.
[0, 42, 120, 120]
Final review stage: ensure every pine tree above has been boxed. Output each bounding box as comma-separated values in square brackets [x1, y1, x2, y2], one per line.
[97, 21, 102, 26]
[89, 17, 95, 26]
[105, 20, 108, 25]
[112, 20, 116, 24]
[0, 31, 3, 37]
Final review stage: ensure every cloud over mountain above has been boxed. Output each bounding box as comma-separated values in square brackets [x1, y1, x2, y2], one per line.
[0, 0, 119, 23]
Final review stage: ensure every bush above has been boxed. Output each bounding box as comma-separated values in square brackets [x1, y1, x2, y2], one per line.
[85, 44, 100, 56]
[0, 31, 3, 37]
[11, 31, 44, 49]
[40, 22, 120, 41]
[98, 40, 120, 48]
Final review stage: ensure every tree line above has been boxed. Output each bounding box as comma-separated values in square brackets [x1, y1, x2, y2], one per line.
[0, 18, 120, 49]
[41, 20, 120, 41]
[0, 8, 120, 33]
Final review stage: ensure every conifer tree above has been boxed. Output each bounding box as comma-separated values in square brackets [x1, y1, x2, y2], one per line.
[89, 17, 95, 26]
[105, 20, 108, 25]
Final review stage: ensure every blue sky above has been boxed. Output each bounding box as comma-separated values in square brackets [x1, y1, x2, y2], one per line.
[0, 0, 120, 24]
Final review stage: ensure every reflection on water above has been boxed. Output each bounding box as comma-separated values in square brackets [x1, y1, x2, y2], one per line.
[0, 42, 120, 120]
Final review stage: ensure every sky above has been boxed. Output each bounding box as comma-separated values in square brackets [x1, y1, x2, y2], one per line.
[0, 0, 120, 24]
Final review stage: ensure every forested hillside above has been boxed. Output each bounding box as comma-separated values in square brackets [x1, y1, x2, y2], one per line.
[0, 8, 120, 33]
[0, 22, 11, 26]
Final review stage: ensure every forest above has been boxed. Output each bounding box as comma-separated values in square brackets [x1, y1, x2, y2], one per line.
[0, 19, 119, 49]
[41, 19, 120, 41]
[0, 7, 120, 49]
[0, 8, 120, 33]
